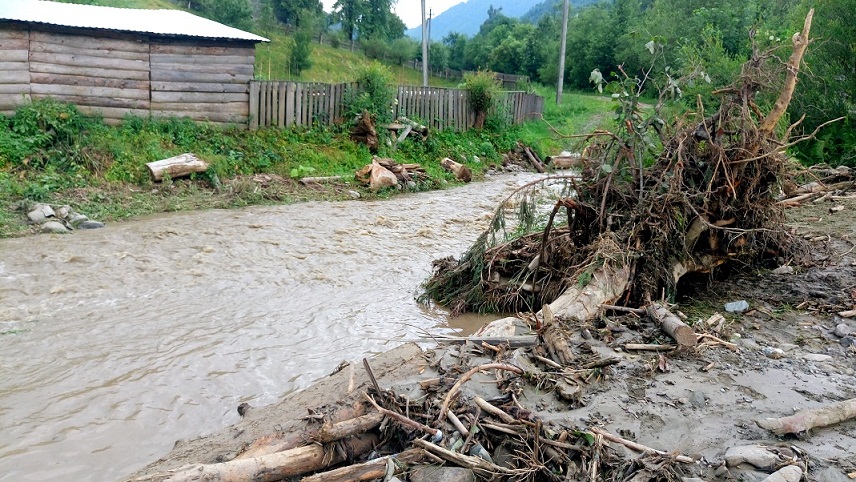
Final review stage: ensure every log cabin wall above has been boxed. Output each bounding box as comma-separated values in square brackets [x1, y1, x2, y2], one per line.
[0, 23, 258, 126]
[0, 24, 31, 115]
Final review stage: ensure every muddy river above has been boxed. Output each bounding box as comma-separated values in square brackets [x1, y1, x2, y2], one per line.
[0, 174, 541, 481]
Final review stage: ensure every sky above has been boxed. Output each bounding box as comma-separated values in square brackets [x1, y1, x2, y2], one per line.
[320, 0, 462, 29]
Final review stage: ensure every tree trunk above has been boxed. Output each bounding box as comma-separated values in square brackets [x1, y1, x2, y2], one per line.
[146, 153, 208, 182]
[440, 157, 472, 182]
[646, 303, 697, 348]
[301, 449, 425, 482]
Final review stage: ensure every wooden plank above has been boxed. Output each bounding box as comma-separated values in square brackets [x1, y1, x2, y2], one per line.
[29, 52, 149, 72]
[0, 50, 28, 62]
[277, 82, 286, 127]
[0, 28, 29, 40]
[150, 53, 254, 65]
[295, 83, 303, 126]
[30, 93, 149, 109]
[0, 92, 30, 107]
[249, 81, 259, 129]
[150, 70, 251, 83]
[258, 82, 268, 126]
[149, 62, 253, 75]
[0, 61, 29, 72]
[76, 105, 149, 120]
[286, 81, 295, 127]
[150, 91, 247, 103]
[29, 41, 149, 61]
[0, 84, 29, 94]
[151, 81, 247, 93]
[151, 109, 247, 124]
[31, 83, 149, 100]
[150, 43, 254, 56]
[0, 71, 29, 84]
[30, 30, 149, 53]
[29, 61, 150, 81]
[265, 82, 272, 127]
[151, 102, 248, 114]
[0, 38, 29, 50]
[30, 73, 148, 91]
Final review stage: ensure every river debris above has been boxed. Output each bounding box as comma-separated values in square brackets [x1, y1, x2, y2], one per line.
[21, 201, 103, 234]
[355, 156, 427, 191]
[441, 157, 473, 183]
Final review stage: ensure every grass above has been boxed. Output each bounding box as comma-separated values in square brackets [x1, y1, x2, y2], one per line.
[55, 0, 177, 8]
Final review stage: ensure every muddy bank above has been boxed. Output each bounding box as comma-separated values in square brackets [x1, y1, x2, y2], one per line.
[126, 199, 856, 481]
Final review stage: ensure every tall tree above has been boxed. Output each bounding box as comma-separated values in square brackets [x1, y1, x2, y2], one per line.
[275, 0, 323, 27]
[333, 0, 363, 41]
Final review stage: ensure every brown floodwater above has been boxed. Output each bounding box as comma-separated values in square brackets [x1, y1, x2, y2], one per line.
[0, 173, 538, 481]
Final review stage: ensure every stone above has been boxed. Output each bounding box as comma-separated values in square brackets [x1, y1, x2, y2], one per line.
[760, 465, 802, 482]
[55, 205, 71, 218]
[474, 316, 518, 337]
[41, 221, 70, 234]
[840, 337, 855, 348]
[40, 204, 55, 218]
[78, 221, 105, 230]
[724, 445, 779, 470]
[772, 265, 794, 275]
[725, 300, 750, 313]
[801, 353, 833, 362]
[689, 391, 707, 409]
[833, 323, 852, 338]
[69, 214, 89, 227]
[27, 209, 47, 224]
[713, 465, 730, 478]
[347, 190, 361, 199]
[763, 347, 785, 359]
[813, 466, 851, 482]
[410, 467, 475, 482]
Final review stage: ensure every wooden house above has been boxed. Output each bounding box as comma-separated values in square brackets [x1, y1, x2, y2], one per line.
[0, 0, 267, 126]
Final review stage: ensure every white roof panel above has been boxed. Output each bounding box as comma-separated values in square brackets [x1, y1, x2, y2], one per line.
[0, 0, 268, 42]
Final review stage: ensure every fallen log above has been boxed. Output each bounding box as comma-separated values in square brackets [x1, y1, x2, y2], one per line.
[548, 264, 631, 323]
[440, 157, 472, 183]
[646, 303, 697, 348]
[315, 412, 384, 443]
[132, 436, 377, 482]
[523, 146, 546, 173]
[547, 155, 582, 169]
[540, 304, 574, 365]
[300, 449, 425, 482]
[589, 427, 694, 463]
[146, 153, 209, 182]
[756, 397, 856, 435]
[355, 160, 398, 191]
[431, 334, 538, 348]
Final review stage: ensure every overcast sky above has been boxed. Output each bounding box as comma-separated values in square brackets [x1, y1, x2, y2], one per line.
[320, 0, 462, 29]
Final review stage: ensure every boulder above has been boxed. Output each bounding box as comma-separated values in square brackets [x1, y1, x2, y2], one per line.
[78, 221, 105, 230]
[41, 221, 70, 234]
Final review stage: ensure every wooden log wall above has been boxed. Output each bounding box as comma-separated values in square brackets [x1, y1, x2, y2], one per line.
[149, 40, 253, 125]
[0, 25, 31, 115]
[249, 81, 354, 129]
[27, 30, 150, 123]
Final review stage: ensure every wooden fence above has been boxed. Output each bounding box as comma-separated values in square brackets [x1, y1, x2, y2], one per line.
[250, 80, 544, 131]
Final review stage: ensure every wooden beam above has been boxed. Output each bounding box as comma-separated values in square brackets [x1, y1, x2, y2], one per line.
[30, 30, 149, 52]
[31, 83, 150, 100]
[150, 81, 248, 93]
[29, 52, 149, 72]
[29, 61, 150, 81]
[30, 72, 149, 90]
[150, 53, 254, 65]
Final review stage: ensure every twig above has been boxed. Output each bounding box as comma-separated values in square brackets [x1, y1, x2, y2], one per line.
[363, 358, 380, 393]
[589, 427, 694, 463]
[439, 364, 523, 422]
[601, 304, 646, 315]
[697, 333, 739, 351]
[473, 396, 517, 424]
[411, 439, 521, 477]
[362, 392, 442, 440]
[447, 411, 469, 438]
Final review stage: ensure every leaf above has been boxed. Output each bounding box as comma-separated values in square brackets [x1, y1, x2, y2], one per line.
[645, 40, 656, 55]
[575, 431, 596, 445]
[601, 163, 613, 173]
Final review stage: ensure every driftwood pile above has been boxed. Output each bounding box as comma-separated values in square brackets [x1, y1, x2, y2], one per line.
[356, 156, 427, 191]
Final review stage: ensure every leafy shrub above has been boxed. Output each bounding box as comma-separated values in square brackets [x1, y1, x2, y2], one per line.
[345, 62, 396, 124]
[463, 71, 501, 129]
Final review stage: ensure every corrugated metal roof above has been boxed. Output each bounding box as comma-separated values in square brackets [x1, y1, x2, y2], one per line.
[0, 0, 268, 42]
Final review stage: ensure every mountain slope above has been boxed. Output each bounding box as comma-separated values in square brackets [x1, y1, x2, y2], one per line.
[405, 0, 544, 40]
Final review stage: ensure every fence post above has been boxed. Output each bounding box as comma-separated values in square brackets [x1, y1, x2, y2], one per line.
[249, 81, 259, 129]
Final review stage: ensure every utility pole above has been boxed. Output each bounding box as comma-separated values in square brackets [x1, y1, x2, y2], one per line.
[427, 9, 432, 73]
[421, 0, 428, 87]
[556, 0, 570, 104]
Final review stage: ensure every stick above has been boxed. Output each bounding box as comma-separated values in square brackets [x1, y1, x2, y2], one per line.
[589, 427, 694, 463]
[362, 393, 442, 440]
[300, 449, 424, 482]
[697, 333, 739, 351]
[601, 304, 646, 315]
[447, 410, 469, 438]
[411, 439, 519, 477]
[430, 334, 538, 348]
[439, 364, 523, 422]
[315, 412, 384, 443]
[624, 343, 677, 351]
[473, 396, 517, 424]
[756, 397, 856, 435]
[646, 303, 697, 348]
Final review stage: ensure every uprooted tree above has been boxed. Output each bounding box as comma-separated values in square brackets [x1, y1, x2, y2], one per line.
[424, 11, 826, 328]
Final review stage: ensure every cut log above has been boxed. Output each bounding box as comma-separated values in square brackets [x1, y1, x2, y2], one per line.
[540, 304, 574, 365]
[131, 436, 377, 482]
[301, 449, 425, 482]
[756, 397, 856, 435]
[646, 303, 697, 348]
[316, 412, 384, 443]
[356, 160, 398, 191]
[440, 157, 472, 183]
[350, 111, 378, 153]
[146, 153, 209, 182]
[523, 146, 546, 173]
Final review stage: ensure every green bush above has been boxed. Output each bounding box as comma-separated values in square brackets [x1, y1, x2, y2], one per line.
[345, 62, 396, 124]
[463, 70, 501, 129]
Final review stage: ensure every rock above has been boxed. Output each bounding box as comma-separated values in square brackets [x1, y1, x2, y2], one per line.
[41, 221, 70, 234]
[410, 467, 475, 482]
[840, 336, 855, 348]
[55, 205, 71, 218]
[27, 209, 47, 224]
[763, 347, 785, 359]
[725, 300, 750, 313]
[40, 204, 55, 218]
[474, 316, 518, 337]
[78, 221, 105, 230]
[724, 445, 779, 470]
[689, 391, 707, 409]
[772, 265, 794, 275]
[714, 465, 730, 478]
[779, 343, 799, 352]
[833, 323, 852, 338]
[69, 214, 89, 227]
[801, 353, 833, 362]
[813, 466, 851, 482]
[760, 465, 802, 482]
[469, 443, 493, 463]
[347, 190, 361, 199]
[739, 337, 761, 350]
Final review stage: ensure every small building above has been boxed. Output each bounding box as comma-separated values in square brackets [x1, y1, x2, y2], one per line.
[0, 0, 268, 126]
